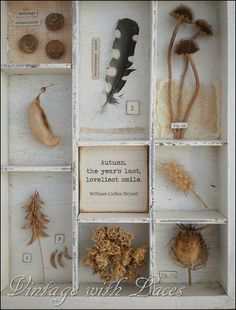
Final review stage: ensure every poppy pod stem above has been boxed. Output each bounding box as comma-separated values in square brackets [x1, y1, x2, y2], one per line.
[188, 267, 192, 286]
[179, 54, 200, 139]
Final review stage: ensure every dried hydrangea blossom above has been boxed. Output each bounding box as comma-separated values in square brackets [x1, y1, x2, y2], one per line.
[83, 226, 148, 283]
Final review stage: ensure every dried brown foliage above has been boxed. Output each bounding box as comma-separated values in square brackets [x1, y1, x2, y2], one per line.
[83, 226, 148, 283]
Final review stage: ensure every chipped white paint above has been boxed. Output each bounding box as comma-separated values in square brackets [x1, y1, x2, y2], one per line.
[155, 139, 227, 147]
[1, 63, 72, 75]
[78, 213, 150, 223]
[156, 210, 227, 224]
[0, 1, 235, 309]
[1, 166, 71, 172]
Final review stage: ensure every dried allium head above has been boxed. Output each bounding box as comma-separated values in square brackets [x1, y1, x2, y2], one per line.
[175, 39, 199, 55]
[195, 19, 213, 36]
[119, 231, 134, 247]
[107, 226, 120, 240]
[160, 159, 195, 193]
[122, 249, 133, 267]
[133, 248, 148, 266]
[170, 5, 194, 24]
[95, 254, 110, 270]
[92, 226, 107, 243]
[114, 263, 126, 281]
[83, 226, 147, 283]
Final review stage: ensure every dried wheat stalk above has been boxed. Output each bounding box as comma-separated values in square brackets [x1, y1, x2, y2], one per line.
[22, 191, 49, 283]
[169, 224, 208, 285]
[83, 226, 148, 283]
[160, 159, 208, 208]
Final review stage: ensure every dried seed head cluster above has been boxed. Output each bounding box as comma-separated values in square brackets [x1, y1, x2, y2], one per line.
[22, 191, 49, 245]
[169, 224, 208, 285]
[170, 5, 194, 24]
[175, 39, 199, 55]
[160, 159, 208, 208]
[195, 19, 213, 36]
[83, 226, 148, 283]
[160, 159, 195, 193]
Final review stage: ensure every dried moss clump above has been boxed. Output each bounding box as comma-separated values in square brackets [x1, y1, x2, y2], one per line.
[83, 226, 148, 283]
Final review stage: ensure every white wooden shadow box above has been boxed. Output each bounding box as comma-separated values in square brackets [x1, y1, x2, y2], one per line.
[1, 1, 235, 309]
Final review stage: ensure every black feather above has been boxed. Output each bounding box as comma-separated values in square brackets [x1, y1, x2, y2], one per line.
[104, 18, 139, 105]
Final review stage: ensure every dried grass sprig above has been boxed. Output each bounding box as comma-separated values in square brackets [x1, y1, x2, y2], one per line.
[22, 191, 49, 283]
[83, 226, 148, 283]
[167, 5, 194, 138]
[169, 224, 208, 285]
[160, 159, 208, 208]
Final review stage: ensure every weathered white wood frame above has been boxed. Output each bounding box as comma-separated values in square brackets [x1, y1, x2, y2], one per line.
[1, 1, 235, 309]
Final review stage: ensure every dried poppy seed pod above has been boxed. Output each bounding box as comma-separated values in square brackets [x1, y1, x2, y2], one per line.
[175, 39, 199, 55]
[194, 19, 213, 36]
[46, 13, 64, 30]
[170, 5, 194, 24]
[19, 34, 38, 53]
[169, 225, 208, 286]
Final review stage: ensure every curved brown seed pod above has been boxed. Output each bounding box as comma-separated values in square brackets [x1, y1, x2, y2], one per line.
[45, 40, 64, 59]
[57, 251, 64, 268]
[28, 93, 61, 147]
[46, 13, 64, 30]
[19, 34, 38, 53]
[50, 249, 58, 269]
[63, 246, 72, 260]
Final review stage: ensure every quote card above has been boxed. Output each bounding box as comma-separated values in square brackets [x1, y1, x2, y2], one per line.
[79, 146, 148, 212]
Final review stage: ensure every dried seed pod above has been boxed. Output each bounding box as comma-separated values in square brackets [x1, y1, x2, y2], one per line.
[50, 249, 58, 269]
[170, 5, 194, 24]
[57, 251, 64, 268]
[46, 13, 64, 31]
[169, 225, 208, 285]
[175, 39, 199, 55]
[28, 88, 61, 147]
[194, 19, 213, 37]
[160, 159, 208, 208]
[45, 40, 64, 59]
[19, 34, 38, 53]
[63, 246, 72, 260]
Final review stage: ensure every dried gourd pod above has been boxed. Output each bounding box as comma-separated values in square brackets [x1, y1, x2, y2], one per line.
[28, 87, 61, 147]
[46, 40, 64, 59]
[169, 225, 208, 285]
[19, 34, 38, 53]
[45, 13, 64, 30]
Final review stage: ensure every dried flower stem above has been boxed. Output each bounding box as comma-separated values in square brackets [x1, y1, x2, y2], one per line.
[167, 20, 183, 134]
[179, 55, 200, 139]
[174, 56, 189, 138]
[22, 191, 49, 284]
[175, 32, 201, 140]
[192, 191, 208, 209]
[188, 267, 192, 286]
[37, 233, 46, 283]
